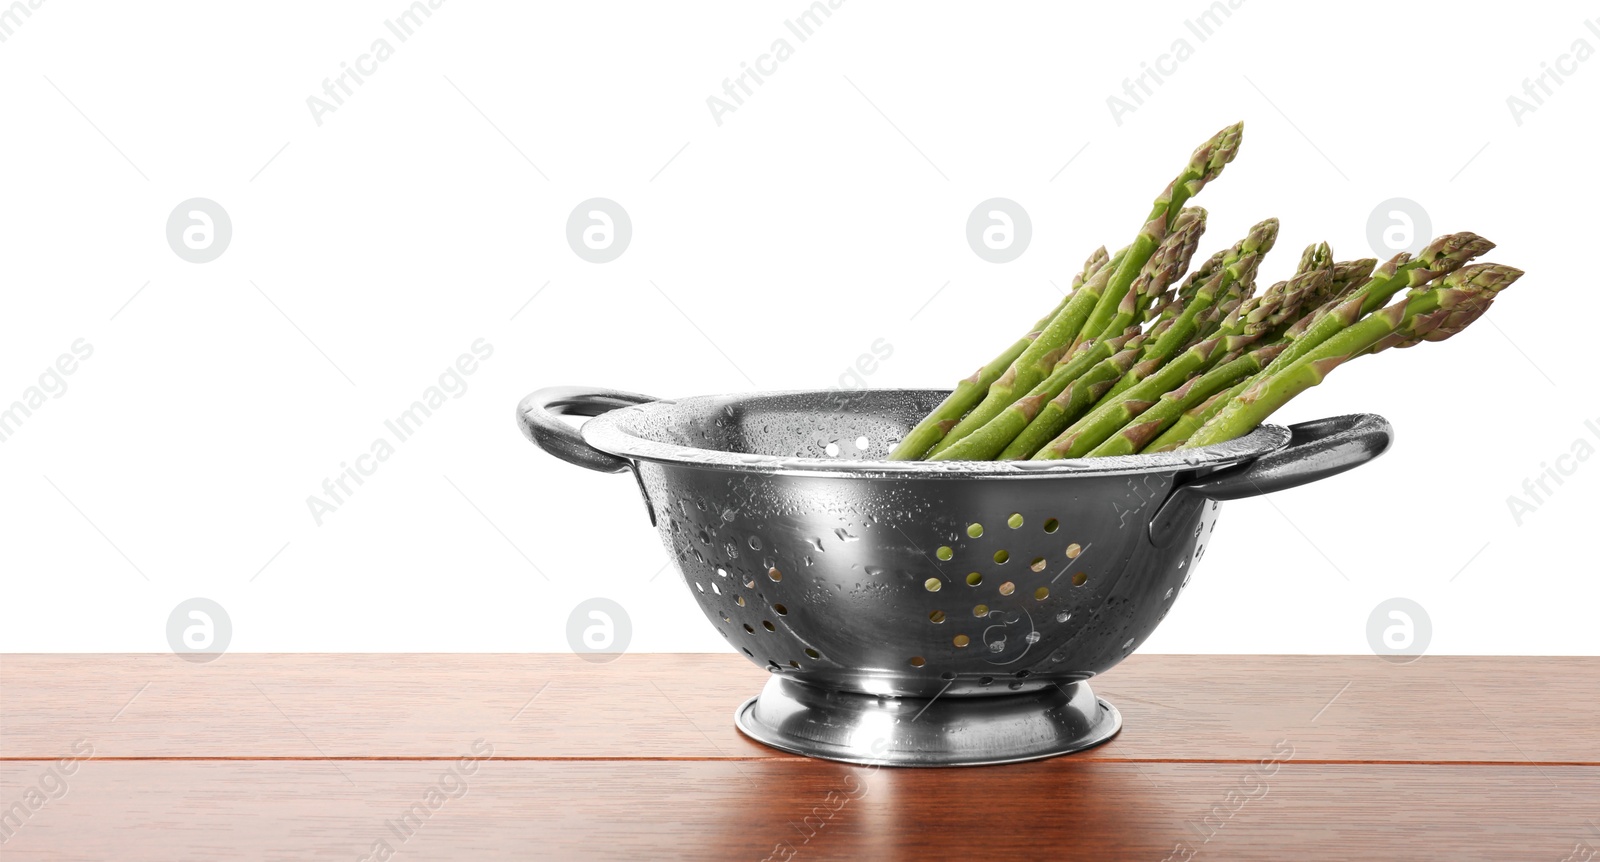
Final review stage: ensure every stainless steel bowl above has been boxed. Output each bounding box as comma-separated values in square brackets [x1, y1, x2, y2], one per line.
[519, 386, 1391, 765]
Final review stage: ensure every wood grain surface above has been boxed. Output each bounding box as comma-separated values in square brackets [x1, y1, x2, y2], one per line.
[3, 654, 1596, 860]
[4, 653, 1597, 763]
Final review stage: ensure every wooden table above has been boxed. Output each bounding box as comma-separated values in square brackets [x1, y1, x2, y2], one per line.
[2, 654, 1596, 860]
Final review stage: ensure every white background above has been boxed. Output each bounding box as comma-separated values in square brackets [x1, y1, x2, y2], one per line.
[2, 0, 1595, 656]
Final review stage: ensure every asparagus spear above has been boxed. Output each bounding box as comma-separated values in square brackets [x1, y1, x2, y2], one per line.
[1253, 232, 1493, 379]
[1330, 258, 1379, 299]
[1040, 225, 1289, 460]
[1029, 294, 1232, 460]
[1075, 245, 1333, 456]
[1175, 249, 1226, 310]
[1183, 263, 1523, 448]
[994, 343, 1148, 461]
[1221, 269, 1332, 353]
[905, 125, 1242, 460]
[921, 244, 1133, 457]
[992, 330, 1158, 460]
[1281, 259, 1381, 343]
[927, 207, 1202, 458]
[1093, 266, 1331, 457]
[1100, 343, 1286, 456]
[1259, 269, 1334, 341]
[929, 329, 1142, 461]
[1072, 123, 1244, 348]
[1036, 332, 1230, 459]
[1203, 249, 1497, 447]
[889, 247, 1113, 459]
[1107, 271, 1331, 457]
[1275, 254, 1366, 337]
[1115, 217, 1277, 396]
[1105, 259, 1353, 455]
[1144, 381, 1249, 452]
[1100, 208, 1209, 351]
[939, 299, 1181, 464]
[1296, 242, 1333, 278]
[980, 275, 1211, 463]
[960, 215, 1209, 470]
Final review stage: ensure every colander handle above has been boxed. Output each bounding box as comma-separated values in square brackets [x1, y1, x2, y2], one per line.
[1149, 413, 1392, 545]
[518, 386, 658, 473]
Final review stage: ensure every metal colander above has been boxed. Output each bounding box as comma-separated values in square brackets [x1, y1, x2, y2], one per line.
[519, 386, 1390, 766]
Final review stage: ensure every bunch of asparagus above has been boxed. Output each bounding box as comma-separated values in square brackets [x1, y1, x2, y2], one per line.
[889, 123, 1523, 461]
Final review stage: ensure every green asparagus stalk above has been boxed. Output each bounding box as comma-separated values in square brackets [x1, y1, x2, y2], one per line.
[890, 247, 1116, 459]
[1144, 381, 1249, 452]
[1175, 249, 1225, 311]
[1072, 122, 1244, 348]
[1296, 241, 1333, 278]
[888, 335, 1034, 460]
[1038, 298, 1237, 460]
[1177, 238, 1491, 457]
[1092, 266, 1332, 458]
[929, 329, 1141, 462]
[1280, 258, 1391, 342]
[991, 332, 1157, 460]
[1212, 238, 1270, 320]
[1100, 208, 1208, 349]
[1184, 263, 1523, 448]
[906, 124, 1241, 460]
[1100, 343, 1287, 456]
[1288, 242, 1337, 309]
[1254, 233, 1493, 379]
[989, 304, 1192, 463]
[1113, 217, 1278, 398]
[927, 206, 1202, 459]
[1094, 255, 1353, 458]
[1026, 295, 1229, 461]
[1079, 257, 1329, 460]
[921, 244, 1134, 457]
[1216, 265, 1327, 351]
[1330, 258, 1379, 299]
[996, 346, 1147, 460]
[1246, 270, 1333, 346]
[1036, 332, 1230, 459]
[894, 121, 1516, 465]
[1363, 266, 1513, 355]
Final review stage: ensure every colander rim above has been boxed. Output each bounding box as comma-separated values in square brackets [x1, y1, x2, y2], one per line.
[579, 388, 1292, 478]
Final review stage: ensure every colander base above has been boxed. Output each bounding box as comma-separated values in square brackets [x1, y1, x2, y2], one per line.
[734, 675, 1121, 767]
